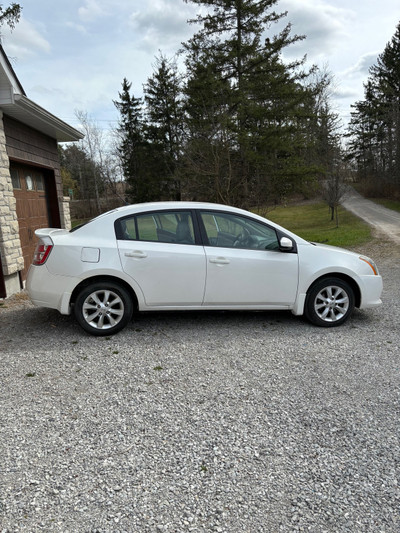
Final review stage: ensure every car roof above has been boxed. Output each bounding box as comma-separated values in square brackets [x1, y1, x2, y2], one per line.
[112, 201, 248, 215]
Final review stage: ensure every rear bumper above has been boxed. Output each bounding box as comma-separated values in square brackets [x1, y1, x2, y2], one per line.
[26, 265, 74, 315]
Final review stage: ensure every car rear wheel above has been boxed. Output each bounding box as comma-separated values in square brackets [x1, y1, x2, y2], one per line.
[74, 282, 133, 336]
[305, 277, 355, 327]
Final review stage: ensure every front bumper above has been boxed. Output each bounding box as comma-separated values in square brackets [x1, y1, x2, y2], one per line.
[358, 274, 383, 309]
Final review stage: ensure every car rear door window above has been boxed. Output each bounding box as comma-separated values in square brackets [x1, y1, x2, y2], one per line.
[116, 211, 195, 244]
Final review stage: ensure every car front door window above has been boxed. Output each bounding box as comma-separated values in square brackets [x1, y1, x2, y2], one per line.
[200, 212, 279, 250]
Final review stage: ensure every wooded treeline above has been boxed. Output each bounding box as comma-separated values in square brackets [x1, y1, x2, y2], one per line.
[60, 0, 400, 216]
[347, 21, 400, 198]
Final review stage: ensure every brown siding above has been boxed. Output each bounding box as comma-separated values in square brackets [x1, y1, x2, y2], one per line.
[3, 115, 63, 199]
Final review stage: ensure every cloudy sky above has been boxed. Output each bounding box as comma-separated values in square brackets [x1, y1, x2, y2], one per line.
[2, 0, 400, 133]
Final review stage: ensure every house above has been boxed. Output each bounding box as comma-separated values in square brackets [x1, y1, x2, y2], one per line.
[0, 45, 83, 299]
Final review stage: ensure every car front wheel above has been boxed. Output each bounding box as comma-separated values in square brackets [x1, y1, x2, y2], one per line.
[74, 282, 133, 336]
[305, 277, 355, 327]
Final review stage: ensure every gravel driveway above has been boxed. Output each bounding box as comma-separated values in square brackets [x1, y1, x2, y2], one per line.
[342, 188, 400, 244]
[1, 238, 399, 532]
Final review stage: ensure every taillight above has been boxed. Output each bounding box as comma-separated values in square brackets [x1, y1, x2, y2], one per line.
[33, 238, 53, 265]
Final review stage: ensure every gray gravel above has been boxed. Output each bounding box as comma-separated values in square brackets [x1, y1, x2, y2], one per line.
[1, 239, 399, 532]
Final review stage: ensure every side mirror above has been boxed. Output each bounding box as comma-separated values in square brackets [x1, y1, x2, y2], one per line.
[280, 237, 293, 250]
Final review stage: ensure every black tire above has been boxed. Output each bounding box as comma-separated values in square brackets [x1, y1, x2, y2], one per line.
[305, 277, 355, 327]
[74, 281, 133, 336]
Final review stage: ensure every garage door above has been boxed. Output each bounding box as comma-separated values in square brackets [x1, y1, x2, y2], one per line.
[11, 165, 50, 281]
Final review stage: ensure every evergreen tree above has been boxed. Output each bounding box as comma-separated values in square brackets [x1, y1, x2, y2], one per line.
[144, 54, 184, 199]
[371, 23, 400, 184]
[182, 0, 319, 207]
[183, 44, 238, 203]
[347, 84, 379, 181]
[347, 22, 400, 190]
[114, 78, 163, 202]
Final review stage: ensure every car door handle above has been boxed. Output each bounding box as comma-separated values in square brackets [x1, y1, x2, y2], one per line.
[124, 250, 147, 258]
[209, 257, 230, 265]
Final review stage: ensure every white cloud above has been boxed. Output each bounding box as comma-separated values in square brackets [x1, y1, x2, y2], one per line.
[2, 18, 51, 59]
[65, 21, 88, 35]
[78, 0, 107, 22]
[342, 52, 378, 78]
[129, 0, 198, 52]
[333, 85, 359, 100]
[277, 0, 353, 59]
[29, 84, 66, 102]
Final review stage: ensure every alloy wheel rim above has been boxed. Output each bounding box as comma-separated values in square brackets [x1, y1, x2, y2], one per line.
[314, 285, 349, 322]
[82, 289, 124, 329]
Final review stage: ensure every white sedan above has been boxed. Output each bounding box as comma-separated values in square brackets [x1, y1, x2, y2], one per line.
[26, 201, 383, 336]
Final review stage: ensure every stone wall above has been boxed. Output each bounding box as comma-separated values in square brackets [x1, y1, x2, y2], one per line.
[60, 196, 72, 231]
[0, 111, 24, 290]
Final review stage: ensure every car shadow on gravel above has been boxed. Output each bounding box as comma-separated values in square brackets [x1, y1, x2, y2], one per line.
[0, 301, 380, 341]
[0, 300, 300, 335]
[127, 307, 380, 339]
[128, 308, 305, 334]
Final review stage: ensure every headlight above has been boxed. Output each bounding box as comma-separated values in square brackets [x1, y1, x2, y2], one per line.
[359, 255, 379, 275]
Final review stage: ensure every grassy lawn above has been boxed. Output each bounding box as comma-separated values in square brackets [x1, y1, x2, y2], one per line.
[368, 198, 400, 213]
[260, 202, 372, 248]
[351, 183, 400, 212]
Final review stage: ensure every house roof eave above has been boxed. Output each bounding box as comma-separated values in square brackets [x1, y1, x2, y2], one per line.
[2, 94, 84, 142]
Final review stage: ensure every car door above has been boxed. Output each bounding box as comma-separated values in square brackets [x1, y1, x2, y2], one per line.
[116, 210, 206, 307]
[199, 211, 299, 307]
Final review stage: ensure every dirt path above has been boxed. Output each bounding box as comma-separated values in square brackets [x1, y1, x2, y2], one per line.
[342, 188, 400, 244]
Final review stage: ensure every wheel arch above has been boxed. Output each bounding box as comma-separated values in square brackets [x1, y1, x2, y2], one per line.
[70, 275, 139, 311]
[306, 273, 361, 308]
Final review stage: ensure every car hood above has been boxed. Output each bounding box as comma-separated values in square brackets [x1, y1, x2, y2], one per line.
[309, 241, 361, 259]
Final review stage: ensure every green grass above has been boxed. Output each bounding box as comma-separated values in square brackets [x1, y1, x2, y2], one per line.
[261, 202, 372, 248]
[368, 198, 400, 213]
